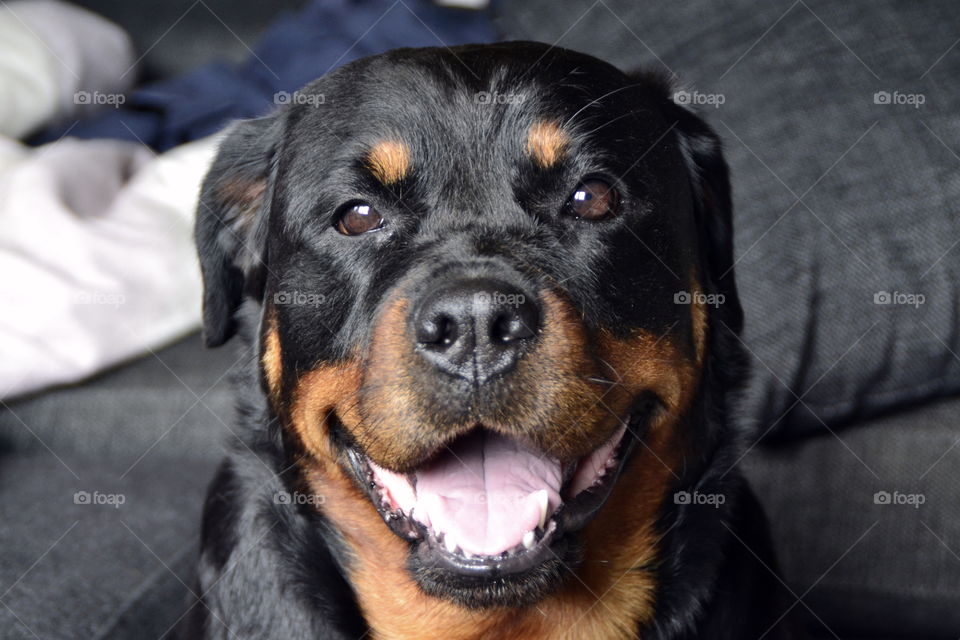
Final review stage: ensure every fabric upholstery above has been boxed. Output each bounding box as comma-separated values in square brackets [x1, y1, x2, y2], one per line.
[743, 395, 960, 637]
[0, 333, 238, 459]
[0, 452, 214, 639]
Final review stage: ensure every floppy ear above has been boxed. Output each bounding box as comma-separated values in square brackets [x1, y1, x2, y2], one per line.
[665, 101, 744, 334]
[196, 116, 281, 347]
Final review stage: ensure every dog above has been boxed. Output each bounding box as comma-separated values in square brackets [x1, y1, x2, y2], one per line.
[183, 41, 799, 639]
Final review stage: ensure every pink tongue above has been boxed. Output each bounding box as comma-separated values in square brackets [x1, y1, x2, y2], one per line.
[412, 430, 562, 556]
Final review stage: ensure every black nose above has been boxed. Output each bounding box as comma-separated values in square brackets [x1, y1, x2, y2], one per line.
[413, 278, 541, 385]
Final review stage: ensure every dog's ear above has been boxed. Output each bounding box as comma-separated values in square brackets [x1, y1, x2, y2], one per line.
[196, 115, 281, 347]
[664, 99, 744, 334]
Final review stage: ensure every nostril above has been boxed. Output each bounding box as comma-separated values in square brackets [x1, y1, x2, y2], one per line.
[437, 315, 458, 346]
[490, 313, 511, 344]
[418, 313, 458, 347]
[490, 312, 535, 344]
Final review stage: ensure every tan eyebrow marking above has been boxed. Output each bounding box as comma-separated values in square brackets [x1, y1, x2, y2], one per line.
[526, 120, 569, 168]
[366, 140, 411, 184]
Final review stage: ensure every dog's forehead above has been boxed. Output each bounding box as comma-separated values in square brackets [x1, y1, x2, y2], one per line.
[283, 44, 670, 180]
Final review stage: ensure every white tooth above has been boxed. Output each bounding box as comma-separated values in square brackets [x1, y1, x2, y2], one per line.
[462, 550, 473, 559]
[533, 489, 549, 530]
[523, 530, 536, 549]
[445, 533, 458, 554]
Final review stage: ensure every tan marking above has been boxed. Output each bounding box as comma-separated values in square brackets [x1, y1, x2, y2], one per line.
[261, 310, 283, 398]
[595, 326, 702, 423]
[290, 361, 364, 462]
[526, 120, 569, 168]
[367, 140, 411, 184]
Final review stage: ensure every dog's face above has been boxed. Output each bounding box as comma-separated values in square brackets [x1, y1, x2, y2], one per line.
[197, 42, 741, 613]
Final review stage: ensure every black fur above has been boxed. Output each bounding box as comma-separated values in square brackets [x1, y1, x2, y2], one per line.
[182, 42, 801, 639]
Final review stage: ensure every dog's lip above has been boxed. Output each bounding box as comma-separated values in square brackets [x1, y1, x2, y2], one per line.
[345, 418, 636, 576]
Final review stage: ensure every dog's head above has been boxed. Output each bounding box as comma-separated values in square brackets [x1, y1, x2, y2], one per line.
[196, 42, 741, 613]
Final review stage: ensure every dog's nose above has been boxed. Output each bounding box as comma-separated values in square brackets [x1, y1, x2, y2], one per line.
[413, 278, 541, 384]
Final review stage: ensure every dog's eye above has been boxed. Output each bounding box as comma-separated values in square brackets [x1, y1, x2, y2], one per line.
[565, 179, 619, 221]
[336, 203, 384, 235]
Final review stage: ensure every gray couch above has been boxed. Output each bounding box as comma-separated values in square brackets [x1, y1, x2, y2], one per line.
[2, 1, 958, 638]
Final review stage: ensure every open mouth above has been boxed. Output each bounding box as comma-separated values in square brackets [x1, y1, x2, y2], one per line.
[345, 418, 635, 588]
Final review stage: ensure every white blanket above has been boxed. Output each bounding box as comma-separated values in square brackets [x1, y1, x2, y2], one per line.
[0, 135, 219, 399]
[0, 1, 135, 139]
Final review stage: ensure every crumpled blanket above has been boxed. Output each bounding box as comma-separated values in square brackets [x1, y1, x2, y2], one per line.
[0, 0, 135, 139]
[0, 135, 219, 399]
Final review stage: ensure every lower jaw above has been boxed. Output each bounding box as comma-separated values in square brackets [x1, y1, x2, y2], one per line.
[409, 528, 577, 609]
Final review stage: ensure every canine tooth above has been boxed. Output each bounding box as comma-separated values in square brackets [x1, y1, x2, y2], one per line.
[445, 534, 458, 554]
[462, 549, 473, 559]
[523, 530, 536, 549]
[533, 489, 549, 530]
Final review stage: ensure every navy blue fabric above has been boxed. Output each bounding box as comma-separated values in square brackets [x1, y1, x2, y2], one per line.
[34, 0, 495, 151]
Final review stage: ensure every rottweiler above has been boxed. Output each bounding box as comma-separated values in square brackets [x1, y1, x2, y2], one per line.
[184, 42, 799, 639]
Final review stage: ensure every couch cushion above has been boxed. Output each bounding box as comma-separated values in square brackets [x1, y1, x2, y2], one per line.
[0, 332, 239, 461]
[742, 394, 960, 638]
[0, 451, 216, 639]
[497, 0, 960, 439]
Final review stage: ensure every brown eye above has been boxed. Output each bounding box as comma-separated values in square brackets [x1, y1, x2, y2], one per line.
[566, 179, 619, 221]
[336, 203, 384, 235]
